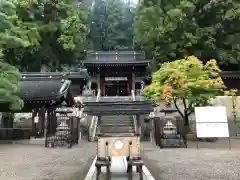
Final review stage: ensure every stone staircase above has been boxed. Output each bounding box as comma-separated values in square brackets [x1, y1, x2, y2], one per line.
[98, 115, 135, 134]
[100, 96, 133, 102]
[84, 95, 148, 139]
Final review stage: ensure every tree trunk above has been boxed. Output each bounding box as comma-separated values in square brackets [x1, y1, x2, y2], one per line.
[183, 110, 190, 133]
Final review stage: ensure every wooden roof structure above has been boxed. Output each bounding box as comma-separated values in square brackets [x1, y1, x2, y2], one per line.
[82, 51, 150, 67]
[1, 71, 88, 112]
[18, 75, 74, 112]
[220, 71, 240, 79]
[21, 70, 89, 80]
[21, 71, 89, 97]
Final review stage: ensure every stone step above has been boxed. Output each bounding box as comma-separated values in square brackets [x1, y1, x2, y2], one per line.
[100, 96, 133, 102]
[100, 123, 133, 126]
[100, 126, 135, 133]
[101, 116, 132, 119]
[99, 115, 134, 133]
[101, 120, 132, 123]
[101, 119, 133, 123]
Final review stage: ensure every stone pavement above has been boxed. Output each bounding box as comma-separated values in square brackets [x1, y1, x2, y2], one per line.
[2, 139, 240, 180]
[142, 141, 240, 180]
[0, 140, 96, 180]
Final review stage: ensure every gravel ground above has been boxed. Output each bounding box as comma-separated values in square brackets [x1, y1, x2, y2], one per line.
[2, 139, 240, 180]
[0, 140, 96, 180]
[142, 141, 240, 180]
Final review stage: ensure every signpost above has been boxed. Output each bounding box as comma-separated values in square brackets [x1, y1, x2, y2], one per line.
[194, 106, 230, 149]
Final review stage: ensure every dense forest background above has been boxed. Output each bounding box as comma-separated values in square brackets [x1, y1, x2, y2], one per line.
[0, 0, 240, 109]
[1, 0, 240, 72]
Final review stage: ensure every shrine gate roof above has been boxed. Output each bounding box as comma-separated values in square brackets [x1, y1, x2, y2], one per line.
[82, 51, 150, 66]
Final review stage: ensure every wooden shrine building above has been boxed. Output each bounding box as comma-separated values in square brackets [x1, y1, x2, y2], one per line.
[0, 71, 88, 140]
[82, 51, 150, 96]
[21, 71, 88, 97]
[220, 71, 240, 94]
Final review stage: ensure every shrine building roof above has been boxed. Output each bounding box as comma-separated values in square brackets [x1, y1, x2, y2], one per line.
[19, 77, 72, 101]
[21, 70, 89, 80]
[220, 71, 240, 79]
[0, 74, 76, 112]
[82, 51, 150, 67]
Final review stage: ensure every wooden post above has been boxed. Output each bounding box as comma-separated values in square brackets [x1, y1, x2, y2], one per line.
[136, 115, 141, 136]
[97, 73, 100, 93]
[39, 107, 45, 137]
[128, 74, 132, 95]
[132, 72, 135, 94]
[101, 76, 105, 95]
[45, 110, 50, 147]
[31, 109, 37, 138]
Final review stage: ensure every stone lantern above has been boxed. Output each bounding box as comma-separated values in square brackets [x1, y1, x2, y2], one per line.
[159, 104, 185, 148]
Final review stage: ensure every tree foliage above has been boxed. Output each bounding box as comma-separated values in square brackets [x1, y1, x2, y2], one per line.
[0, 0, 25, 110]
[90, 0, 136, 50]
[4, 0, 88, 71]
[135, 0, 240, 70]
[143, 56, 225, 126]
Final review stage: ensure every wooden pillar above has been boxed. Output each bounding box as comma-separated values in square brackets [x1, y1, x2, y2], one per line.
[97, 73, 100, 93]
[136, 114, 141, 136]
[38, 107, 45, 137]
[127, 74, 132, 95]
[100, 76, 105, 96]
[32, 109, 37, 137]
[52, 111, 57, 134]
[45, 110, 50, 147]
[132, 72, 136, 93]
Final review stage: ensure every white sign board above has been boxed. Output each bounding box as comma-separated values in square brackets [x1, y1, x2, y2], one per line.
[195, 106, 228, 123]
[196, 123, 229, 138]
[194, 106, 229, 138]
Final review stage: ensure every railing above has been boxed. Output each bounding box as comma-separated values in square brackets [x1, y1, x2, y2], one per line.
[88, 89, 101, 141]
[131, 90, 138, 134]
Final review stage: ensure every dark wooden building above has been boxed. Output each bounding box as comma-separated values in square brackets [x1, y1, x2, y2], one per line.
[0, 71, 88, 140]
[19, 71, 88, 136]
[220, 71, 240, 94]
[82, 51, 150, 96]
[21, 70, 88, 97]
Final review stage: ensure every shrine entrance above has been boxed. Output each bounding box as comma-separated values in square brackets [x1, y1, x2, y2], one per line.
[105, 78, 128, 96]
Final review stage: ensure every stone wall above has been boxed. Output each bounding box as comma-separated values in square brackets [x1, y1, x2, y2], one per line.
[210, 96, 237, 118]
[154, 96, 238, 120]
[153, 96, 240, 137]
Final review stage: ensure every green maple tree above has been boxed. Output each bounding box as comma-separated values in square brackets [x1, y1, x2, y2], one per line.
[143, 56, 225, 128]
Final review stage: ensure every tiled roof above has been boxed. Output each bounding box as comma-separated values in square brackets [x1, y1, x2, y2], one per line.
[19, 78, 71, 101]
[220, 71, 240, 79]
[21, 70, 89, 80]
[82, 51, 150, 66]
